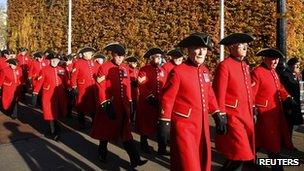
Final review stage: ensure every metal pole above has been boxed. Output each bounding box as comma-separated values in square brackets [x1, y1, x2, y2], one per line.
[68, 0, 72, 54]
[276, 0, 286, 57]
[219, 0, 225, 62]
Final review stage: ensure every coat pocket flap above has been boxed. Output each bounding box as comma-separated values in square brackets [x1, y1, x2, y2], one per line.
[225, 99, 239, 108]
[255, 100, 268, 108]
[77, 79, 85, 85]
[173, 102, 192, 118]
[3, 81, 12, 86]
[43, 85, 50, 90]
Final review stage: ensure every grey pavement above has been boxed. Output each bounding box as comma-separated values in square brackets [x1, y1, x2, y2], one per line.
[0, 101, 303, 171]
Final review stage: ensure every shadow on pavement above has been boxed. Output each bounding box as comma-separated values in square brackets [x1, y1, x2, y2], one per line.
[3, 121, 94, 170]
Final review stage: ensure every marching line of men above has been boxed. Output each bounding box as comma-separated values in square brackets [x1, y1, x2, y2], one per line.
[0, 31, 302, 170]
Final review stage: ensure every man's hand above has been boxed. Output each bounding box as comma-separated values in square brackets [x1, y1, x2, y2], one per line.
[31, 93, 38, 107]
[101, 100, 116, 120]
[212, 112, 228, 135]
[146, 94, 159, 106]
[157, 120, 171, 144]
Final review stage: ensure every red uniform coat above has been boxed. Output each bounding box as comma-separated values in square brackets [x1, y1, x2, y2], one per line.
[129, 67, 139, 101]
[70, 59, 99, 115]
[136, 64, 167, 136]
[251, 63, 294, 153]
[162, 60, 176, 73]
[0, 67, 23, 109]
[16, 53, 31, 81]
[33, 66, 69, 120]
[91, 61, 133, 141]
[29, 58, 49, 88]
[0, 57, 8, 71]
[213, 57, 255, 161]
[160, 60, 219, 171]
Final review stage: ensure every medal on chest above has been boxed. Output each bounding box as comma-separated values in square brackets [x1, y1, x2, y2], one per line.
[57, 69, 65, 76]
[202, 73, 210, 82]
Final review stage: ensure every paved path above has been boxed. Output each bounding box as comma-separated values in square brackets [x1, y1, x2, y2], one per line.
[0, 101, 303, 171]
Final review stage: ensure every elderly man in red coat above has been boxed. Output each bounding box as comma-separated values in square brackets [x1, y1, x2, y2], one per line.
[162, 48, 184, 74]
[136, 47, 168, 154]
[70, 47, 99, 129]
[0, 58, 23, 119]
[91, 43, 147, 168]
[16, 48, 32, 99]
[213, 33, 256, 170]
[125, 56, 139, 123]
[32, 53, 69, 141]
[252, 48, 295, 171]
[159, 32, 224, 171]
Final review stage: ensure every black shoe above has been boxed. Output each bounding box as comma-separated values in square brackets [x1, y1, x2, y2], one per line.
[10, 113, 17, 120]
[157, 148, 170, 156]
[140, 144, 152, 154]
[131, 159, 148, 168]
[98, 142, 108, 162]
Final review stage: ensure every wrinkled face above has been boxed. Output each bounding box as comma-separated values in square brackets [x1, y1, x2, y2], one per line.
[96, 58, 104, 65]
[21, 51, 27, 56]
[129, 62, 137, 68]
[83, 51, 93, 60]
[112, 53, 125, 65]
[264, 57, 280, 69]
[150, 54, 162, 66]
[229, 43, 248, 58]
[173, 57, 183, 65]
[9, 64, 17, 69]
[66, 60, 72, 65]
[188, 46, 208, 65]
[292, 62, 301, 74]
[50, 58, 60, 67]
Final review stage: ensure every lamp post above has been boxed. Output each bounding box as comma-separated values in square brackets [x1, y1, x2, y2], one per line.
[68, 0, 72, 54]
[276, 0, 286, 57]
[219, 0, 225, 62]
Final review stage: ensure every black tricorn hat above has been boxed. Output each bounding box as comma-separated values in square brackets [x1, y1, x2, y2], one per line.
[125, 56, 139, 62]
[33, 51, 43, 59]
[144, 48, 164, 59]
[177, 32, 212, 48]
[1, 49, 10, 56]
[256, 48, 284, 59]
[79, 47, 95, 54]
[167, 48, 184, 58]
[93, 52, 106, 59]
[287, 57, 299, 66]
[19, 47, 28, 52]
[46, 51, 58, 59]
[63, 53, 75, 61]
[104, 43, 126, 56]
[219, 33, 254, 45]
[6, 58, 18, 65]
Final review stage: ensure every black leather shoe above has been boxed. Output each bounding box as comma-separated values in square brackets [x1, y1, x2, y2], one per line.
[131, 159, 148, 168]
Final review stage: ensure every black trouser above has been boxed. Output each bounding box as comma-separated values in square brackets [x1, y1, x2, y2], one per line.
[48, 120, 60, 136]
[221, 160, 244, 171]
[6, 101, 18, 119]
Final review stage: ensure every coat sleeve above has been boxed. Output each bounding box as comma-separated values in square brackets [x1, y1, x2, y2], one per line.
[33, 70, 44, 94]
[28, 60, 34, 79]
[0, 70, 5, 88]
[213, 62, 229, 113]
[126, 67, 132, 102]
[251, 69, 260, 102]
[96, 65, 107, 104]
[137, 68, 151, 98]
[70, 62, 79, 88]
[160, 69, 180, 121]
[208, 83, 220, 114]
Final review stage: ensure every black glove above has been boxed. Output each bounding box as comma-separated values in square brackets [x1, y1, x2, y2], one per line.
[101, 100, 116, 120]
[32, 94, 38, 106]
[131, 80, 138, 88]
[284, 97, 298, 115]
[157, 120, 171, 144]
[253, 106, 258, 124]
[0, 88, 2, 97]
[146, 94, 159, 106]
[130, 101, 134, 116]
[71, 87, 78, 98]
[212, 112, 228, 135]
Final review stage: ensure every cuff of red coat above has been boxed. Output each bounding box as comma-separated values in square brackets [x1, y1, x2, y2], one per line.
[33, 92, 39, 95]
[100, 99, 111, 105]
